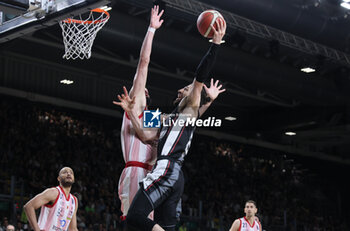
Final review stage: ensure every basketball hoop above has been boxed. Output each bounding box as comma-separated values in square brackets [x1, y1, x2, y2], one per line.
[59, 8, 110, 60]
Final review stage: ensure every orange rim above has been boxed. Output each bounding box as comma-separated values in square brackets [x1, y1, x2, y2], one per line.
[62, 8, 110, 24]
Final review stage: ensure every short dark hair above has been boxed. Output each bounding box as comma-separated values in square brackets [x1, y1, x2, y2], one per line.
[245, 200, 257, 207]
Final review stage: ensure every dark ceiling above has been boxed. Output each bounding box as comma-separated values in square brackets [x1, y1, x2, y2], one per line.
[1, 0, 350, 164]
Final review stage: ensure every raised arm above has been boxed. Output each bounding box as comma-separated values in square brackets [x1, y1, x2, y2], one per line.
[24, 188, 59, 231]
[129, 5, 164, 115]
[113, 87, 159, 144]
[180, 19, 226, 114]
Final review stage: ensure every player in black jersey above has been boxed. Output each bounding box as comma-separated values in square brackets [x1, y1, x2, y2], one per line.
[115, 19, 226, 231]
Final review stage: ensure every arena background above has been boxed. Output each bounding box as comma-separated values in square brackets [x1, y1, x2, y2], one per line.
[1, 0, 350, 230]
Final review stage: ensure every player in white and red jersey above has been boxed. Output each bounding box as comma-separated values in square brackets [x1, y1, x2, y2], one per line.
[112, 5, 164, 221]
[24, 167, 78, 231]
[118, 106, 157, 220]
[229, 200, 262, 231]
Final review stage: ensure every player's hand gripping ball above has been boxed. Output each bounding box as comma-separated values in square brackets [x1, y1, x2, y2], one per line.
[197, 10, 225, 38]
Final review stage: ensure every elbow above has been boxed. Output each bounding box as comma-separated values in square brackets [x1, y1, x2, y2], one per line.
[139, 57, 150, 67]
[138, 134, 154, 145]
[23, 203, 29, 212]
[139, 135, 151, 144]
[135, 132, 147, 143]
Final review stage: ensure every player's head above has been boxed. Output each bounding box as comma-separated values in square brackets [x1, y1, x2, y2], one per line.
[244, 200, 258, 218]
[173, 84, 210, 106]
[58, 167, 75, 187]
[145, 88, 152, 106]
[173, 84, 191, 105]
[2, 217, 8, 227]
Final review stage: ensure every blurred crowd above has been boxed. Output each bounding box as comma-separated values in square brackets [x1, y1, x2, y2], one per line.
[181, 139, 347, 230]
[0, 97, 348, 231]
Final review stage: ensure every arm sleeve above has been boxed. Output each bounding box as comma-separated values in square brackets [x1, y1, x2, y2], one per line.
[194, 43, 220, 83]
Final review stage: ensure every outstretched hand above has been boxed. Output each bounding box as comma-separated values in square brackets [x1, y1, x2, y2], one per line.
[113, 86, 136, 113]
[211, 18, 226, 45]
[150, 5, 164, 29]
[203, 78, 226, 102]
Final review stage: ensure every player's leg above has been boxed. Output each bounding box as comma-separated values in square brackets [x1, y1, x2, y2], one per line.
[118, 170, 130, 230]
[128, 160, 180, 230]
[126, 188, 156, 231]
[154, 170, 184, 231]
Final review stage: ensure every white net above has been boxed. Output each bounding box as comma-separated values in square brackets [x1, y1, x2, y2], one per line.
[59, 8, 110, 60]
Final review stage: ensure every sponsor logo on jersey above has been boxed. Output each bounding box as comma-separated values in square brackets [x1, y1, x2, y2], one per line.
[52, 225, 64, 231]
[60, 219, 66, 227]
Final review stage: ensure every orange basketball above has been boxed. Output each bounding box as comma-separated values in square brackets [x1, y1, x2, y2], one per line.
[197, 10, 225, 38]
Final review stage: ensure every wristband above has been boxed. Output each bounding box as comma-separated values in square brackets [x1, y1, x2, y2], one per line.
[148, 27, 156, 33]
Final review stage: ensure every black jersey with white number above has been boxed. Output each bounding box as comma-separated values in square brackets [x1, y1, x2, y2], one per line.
[157, 106, 196, 164]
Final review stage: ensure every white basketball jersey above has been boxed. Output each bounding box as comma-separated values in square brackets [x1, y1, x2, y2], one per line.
[120, 112, 156, 164]
[239, 217, 261, 231]
[119, 112, 157, 216]
[38, 186, 76, 231]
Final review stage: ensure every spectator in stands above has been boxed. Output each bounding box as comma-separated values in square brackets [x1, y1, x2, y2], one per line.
[0, 218, 9, 231]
